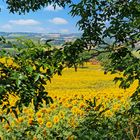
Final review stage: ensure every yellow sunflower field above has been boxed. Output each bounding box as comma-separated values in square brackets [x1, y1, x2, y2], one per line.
[0, 61, 138, 140]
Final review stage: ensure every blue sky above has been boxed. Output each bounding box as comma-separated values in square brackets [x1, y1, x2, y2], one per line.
[0, 1, 81, 33]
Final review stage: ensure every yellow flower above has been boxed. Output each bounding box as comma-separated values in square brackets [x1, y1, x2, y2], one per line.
[59, 111, 65, 119]
[67, 104, 72, 109]
[79, 102, 85, 108]
[50, 104, 57, 109]
[23, 108, 28, 113]
[17, 117, 24, 123]
[37, 118, 43, 125]
[11, 121, 15, 127]
[78, 110, 84, 116]
[4, 123, 10, 130]
[28, 118, 34, 125]
[46, 122, 52, 128]
[105, 110, 113, 117]
[28, 114, 34, 119]
[71, 107, 79, 115]
[53, 116, 59, 124]
[36, 112, 42, 118]
[46, 108, 51, 114]
[113, 104, 121, 111]
[71, 100, 78, 105]
[40, 108, 47, 113]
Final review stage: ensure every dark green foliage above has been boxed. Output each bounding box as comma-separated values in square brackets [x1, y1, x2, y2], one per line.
[0, 37, 85, 114]
[63, 39, 86, 70]
[5, 0, 71, 14]
[73, 98, 140, 140]
[72, 0, 140, 107]
[0, 0, 140, 129]
[3, 1, 140, 97]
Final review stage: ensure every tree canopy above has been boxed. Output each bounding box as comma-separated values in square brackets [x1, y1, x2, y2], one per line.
[6, 0, 140, 89]
[0, 0, 140, 112]
[3, 0, 140, 51]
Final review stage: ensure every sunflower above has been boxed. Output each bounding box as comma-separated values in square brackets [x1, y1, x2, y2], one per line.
[46, 122, 52, 128]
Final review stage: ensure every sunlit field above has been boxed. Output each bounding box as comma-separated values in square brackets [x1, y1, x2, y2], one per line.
[47, 63, 136, 100]
[0, 61, 138, 139]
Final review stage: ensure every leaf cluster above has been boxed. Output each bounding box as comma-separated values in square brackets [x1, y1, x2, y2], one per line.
[0, 37, 85, 115]
[73, 98, 140, 140]
[5, 0, 71, 14]
[1, 0, 140, 117]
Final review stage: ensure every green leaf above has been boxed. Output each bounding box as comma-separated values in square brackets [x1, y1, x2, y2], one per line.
[34, 74, 40, 82]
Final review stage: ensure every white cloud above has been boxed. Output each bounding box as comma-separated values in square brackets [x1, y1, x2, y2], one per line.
[0, 23, 47, 33]
[60, 29, 69, 33]
[49, 17, 68, 25]
[44, 5, 63, 11]
[9, 19, 40, 26]
[1, 24, 12, 30]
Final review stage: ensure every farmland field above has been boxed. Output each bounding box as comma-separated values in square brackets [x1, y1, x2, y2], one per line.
[47, 63, 135, 100]
[0, 0, 140, 139]
[0, 62, 138, 139]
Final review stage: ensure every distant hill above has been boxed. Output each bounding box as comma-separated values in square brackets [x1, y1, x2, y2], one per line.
[1, 32, 139, 47]
[0, 32, 82, 46]
[0, 32, 81, 39]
